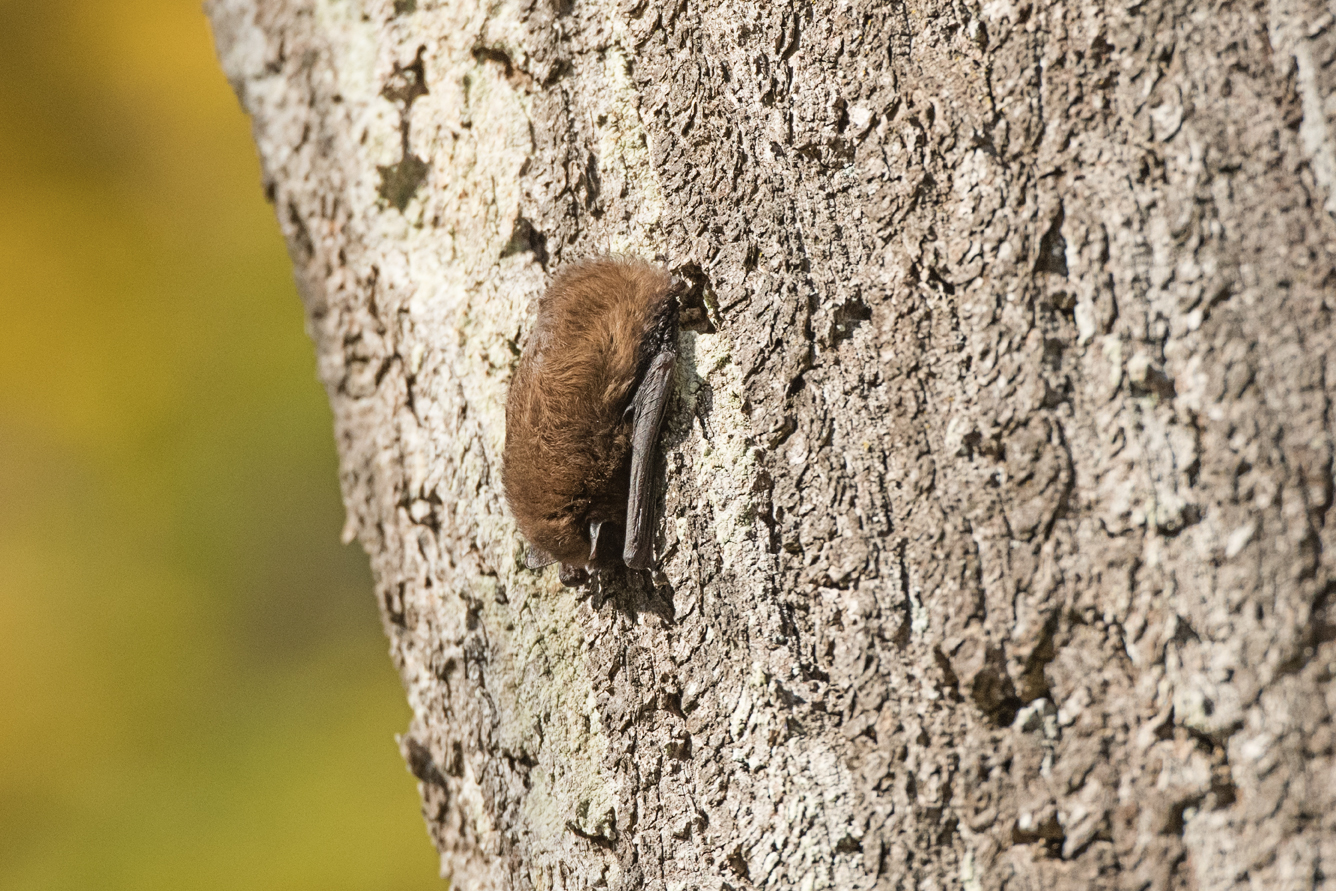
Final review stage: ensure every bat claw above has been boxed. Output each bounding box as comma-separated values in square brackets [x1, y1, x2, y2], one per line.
[588, 520, 603, 564]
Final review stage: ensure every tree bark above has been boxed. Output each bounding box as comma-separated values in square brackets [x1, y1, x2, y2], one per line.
[208, 0, 1336, 888]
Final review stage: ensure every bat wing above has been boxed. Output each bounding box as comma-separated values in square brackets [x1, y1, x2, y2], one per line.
[623, 350, 676, 570]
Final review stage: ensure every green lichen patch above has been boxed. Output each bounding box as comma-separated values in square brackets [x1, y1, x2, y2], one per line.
[377, 153, 428, 211]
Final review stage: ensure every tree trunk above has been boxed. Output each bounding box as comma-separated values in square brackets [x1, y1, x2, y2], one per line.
[208, 0, 1336, 888]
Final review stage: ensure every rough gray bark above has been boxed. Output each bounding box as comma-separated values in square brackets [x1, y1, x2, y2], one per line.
[208, 0, 1336, 888]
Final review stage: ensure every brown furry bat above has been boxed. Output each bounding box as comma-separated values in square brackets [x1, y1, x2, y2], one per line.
[504, 257, 680, 586]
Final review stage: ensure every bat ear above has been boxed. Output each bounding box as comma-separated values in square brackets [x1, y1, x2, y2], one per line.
[525, 546, 557, 570]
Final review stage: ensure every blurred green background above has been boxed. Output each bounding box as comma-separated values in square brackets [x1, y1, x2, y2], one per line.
[0, 1, 442, 888]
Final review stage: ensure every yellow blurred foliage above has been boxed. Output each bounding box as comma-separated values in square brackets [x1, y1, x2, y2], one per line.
[0, 1, 442, 887]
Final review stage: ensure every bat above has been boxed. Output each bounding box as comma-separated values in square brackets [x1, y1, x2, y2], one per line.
[503, 257, 680, 586]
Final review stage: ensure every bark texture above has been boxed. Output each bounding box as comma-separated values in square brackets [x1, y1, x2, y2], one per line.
[208, 0, 1336, 888]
